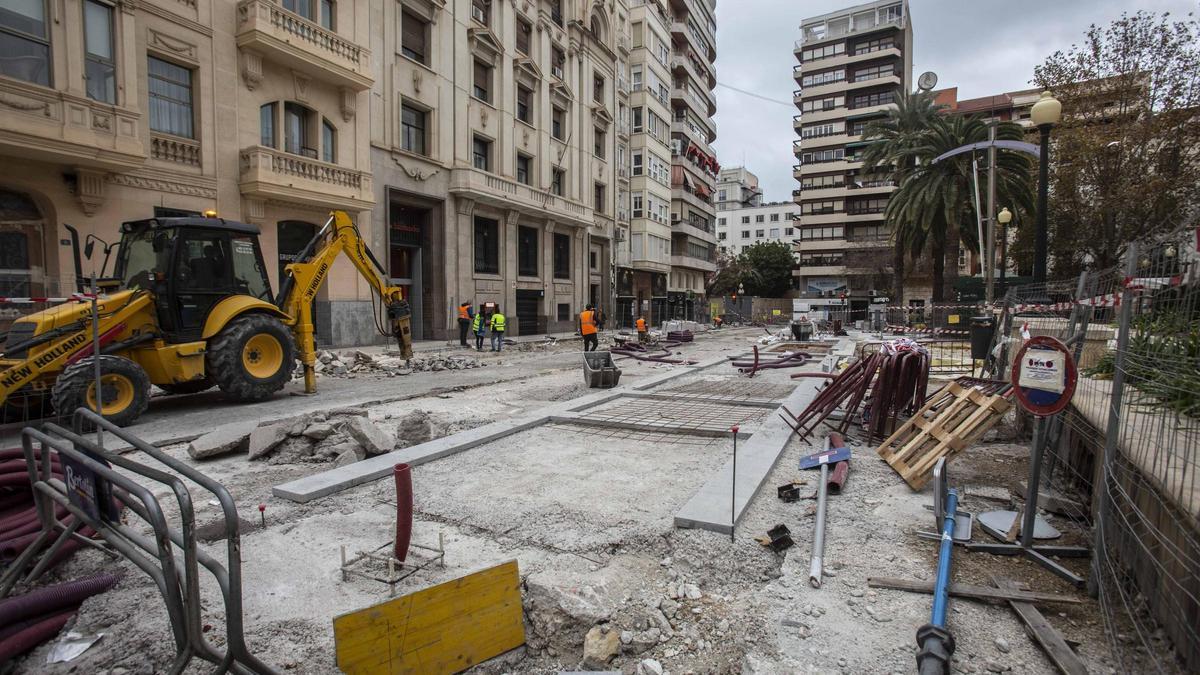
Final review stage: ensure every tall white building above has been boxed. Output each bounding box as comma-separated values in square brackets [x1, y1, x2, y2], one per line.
[716, 201, 798, 257]
[792, 0, 912, 313]
[715, 166, 762, 211]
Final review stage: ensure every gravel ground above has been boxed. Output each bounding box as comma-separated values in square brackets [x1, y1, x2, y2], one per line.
[7, 329, 1121, 674]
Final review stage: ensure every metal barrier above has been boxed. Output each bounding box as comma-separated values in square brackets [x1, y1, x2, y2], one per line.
[0, 408, 279, 674]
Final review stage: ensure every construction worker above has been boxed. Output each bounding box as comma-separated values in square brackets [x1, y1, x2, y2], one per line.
[579, 304, 599, 352]
[713, 315, 724, 329]
[457, 301, 474, 347]
[489, 307, 507, 352]
[636, 315, 648, 343]
[471, 310, 486, 351]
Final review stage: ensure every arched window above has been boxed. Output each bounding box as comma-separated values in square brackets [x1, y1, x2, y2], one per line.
[589, 15, 605, 42]
[259, 101, 337, 164]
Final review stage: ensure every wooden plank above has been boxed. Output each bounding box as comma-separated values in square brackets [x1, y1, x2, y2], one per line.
[333, 560, 525, 675]
[867, 577, 1084, 605]
[993, 576, 1089, 675]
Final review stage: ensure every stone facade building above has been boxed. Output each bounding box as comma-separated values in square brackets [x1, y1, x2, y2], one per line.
[0, 0, 376, 343]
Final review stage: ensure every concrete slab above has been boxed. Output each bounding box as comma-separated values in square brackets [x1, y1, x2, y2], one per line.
[672, 376, 823, 534]
[273, 355, 731, 503]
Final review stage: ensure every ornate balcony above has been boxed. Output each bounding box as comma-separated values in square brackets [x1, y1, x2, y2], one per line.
[239, 146, 373, 211]
[150, 134, 201, 168]
[0, 77, 143, 171]
[236, 0, 372, 91]
[449, 167, 593, 228]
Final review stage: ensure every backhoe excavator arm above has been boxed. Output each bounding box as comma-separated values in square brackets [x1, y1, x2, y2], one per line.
[277, 211, 413, 394]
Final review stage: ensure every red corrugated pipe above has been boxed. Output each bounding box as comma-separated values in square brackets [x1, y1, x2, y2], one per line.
[393, 463, 412, 562]
[0, 572, 122, 627]
[0, 609, 75, 663]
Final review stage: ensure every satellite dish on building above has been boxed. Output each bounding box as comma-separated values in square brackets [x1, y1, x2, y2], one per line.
[918, 71, 938, 92]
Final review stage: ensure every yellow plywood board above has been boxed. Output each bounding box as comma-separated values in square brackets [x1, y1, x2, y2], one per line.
[333, 560, 525, 675]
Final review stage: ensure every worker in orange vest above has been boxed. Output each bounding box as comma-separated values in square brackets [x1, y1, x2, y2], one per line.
[457, 301, 474, 347]
[579, 304, 599, 352]
[636, 315, 648, 343]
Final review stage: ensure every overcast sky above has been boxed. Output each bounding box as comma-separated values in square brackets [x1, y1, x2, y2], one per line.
[711, 0, 1199, 202]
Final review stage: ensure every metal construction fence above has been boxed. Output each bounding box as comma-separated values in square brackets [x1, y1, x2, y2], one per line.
[984, 224, 1199, 673]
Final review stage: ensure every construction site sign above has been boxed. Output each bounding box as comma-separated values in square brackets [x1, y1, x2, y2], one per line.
[333, 559, 524, 674]
[1012, 336, 1077, 417]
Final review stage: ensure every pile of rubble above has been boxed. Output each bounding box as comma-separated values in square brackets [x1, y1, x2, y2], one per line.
[186, 407, 397, 468]
[308, 350, 484, 378]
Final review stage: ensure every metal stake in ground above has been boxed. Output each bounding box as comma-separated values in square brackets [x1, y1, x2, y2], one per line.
[916, 461, 960, 675]
[90, 278, 102, 448]
[730, 424, 739, 543]
[800, 433, 851, 588]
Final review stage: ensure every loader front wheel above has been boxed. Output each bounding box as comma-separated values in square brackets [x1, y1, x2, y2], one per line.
[52, 355, 151, 427]
[208, 314, 296, 402]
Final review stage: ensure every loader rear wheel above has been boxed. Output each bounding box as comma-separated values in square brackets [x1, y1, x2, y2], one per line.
[52, 355, 151, 427]
[208, 314, 296, 402]
[157, 378, 214, 396]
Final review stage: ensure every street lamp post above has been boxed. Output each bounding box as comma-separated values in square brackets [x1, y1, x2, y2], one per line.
[1030, 91, 1062, 284]
[997, 207, 1013, 294]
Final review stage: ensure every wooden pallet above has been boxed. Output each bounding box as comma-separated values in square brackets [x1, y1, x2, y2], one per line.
[876, 381, 1011, 489]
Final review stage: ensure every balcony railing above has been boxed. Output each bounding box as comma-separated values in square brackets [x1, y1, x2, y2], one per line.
[239, 146, 373, 210]
[449, 166, 592, 226]
[236, 0, 372, 90]
[151, 134, 201, 167]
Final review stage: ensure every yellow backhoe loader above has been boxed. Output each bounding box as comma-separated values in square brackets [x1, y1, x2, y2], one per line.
[0, 210, 412, 427]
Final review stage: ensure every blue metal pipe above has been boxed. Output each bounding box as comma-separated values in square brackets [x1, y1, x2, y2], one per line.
[929, 489, 959, 628]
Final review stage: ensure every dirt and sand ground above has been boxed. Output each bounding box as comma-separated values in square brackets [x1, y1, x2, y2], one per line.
[7, 328, 1124, 674]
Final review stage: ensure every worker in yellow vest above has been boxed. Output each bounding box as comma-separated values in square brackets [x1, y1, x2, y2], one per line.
[457, 301, 474, 347]
[579, 304, 599, 352]
[636, 316, 648, 343]
[471, 311, 486, 351]
[489, 308, 507, 352]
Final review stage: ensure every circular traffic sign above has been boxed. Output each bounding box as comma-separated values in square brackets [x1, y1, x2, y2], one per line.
[1011, 336, 1077, 416]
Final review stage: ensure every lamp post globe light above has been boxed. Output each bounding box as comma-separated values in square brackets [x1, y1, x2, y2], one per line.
[1031, 91, 1062, 284]
[997, 207, 1013, 290]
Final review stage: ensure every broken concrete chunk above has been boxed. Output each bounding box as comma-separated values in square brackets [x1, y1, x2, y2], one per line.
[247, 423, 289, 460]
[344, 416, 394, 455]
[328, 407, 369, 418]
[581, 626, 620, 670]
[302, 423, 335, 440]
[188, 422, 256, 459]
[333, 447, 362, 468]
[396, 410, 433, 446]
[637, 658, 664, 675]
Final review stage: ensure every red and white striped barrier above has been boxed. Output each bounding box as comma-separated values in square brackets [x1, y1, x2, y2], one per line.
[0, 294, 97, 304]
[885, 324, 970, 337]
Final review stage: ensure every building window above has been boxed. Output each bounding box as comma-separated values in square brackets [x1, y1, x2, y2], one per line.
[474, 216, 499, 274]
[632, 151, 643, 176]
[553, 232, 570, 279]
[785, 227, 794, 236]
[593, 126, 606, 158]
[0, 0, 50, 86]
[400, 10, 428, 64]
[557, 303, 570, 321]
[740, 230, 750, 238]
[551, 45, 565, 79]
[632, 193, 643, 217]
[518, 225, 538, 276]
[594, 182, 605, 213]
[148, 56, 194, 138]
[516, 19, 531, 56]
[472, 135, 491, 171]
[321, 119, 336, 163]
[593, 73, 605, 103]
[516, 85, 533, 124]
[516, 153, 532, 185]
[769, 228, 779, 238]
[401, 104, 427, 155]
[770, 213, 779, 222]
[632, 106, 643, 132]
[589, 15, 604, 41]
[283, 0, 333, 29]
[83, 0, 114, 103]
[259, 103, 276, 147]
[718, 217, 726, 225]
[718, 232, 726, 240]
[551, 106, 565, 140]
[549, 0, 562, 26]
[551, 168, 564, 196]
[471, 0, 490, 25]
[755, 229, 764, 238]
[740, 216, 749, 224]
[284, 101, 315, 156]
[590, 250, 598, 269]
[472, 59, 492, 103]
[755, 215, 764, 223]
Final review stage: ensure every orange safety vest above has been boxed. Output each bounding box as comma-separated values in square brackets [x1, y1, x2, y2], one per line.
[458, 304, 470, 320]
[580, 310, 598, 335]
[636, 318, 646, 332]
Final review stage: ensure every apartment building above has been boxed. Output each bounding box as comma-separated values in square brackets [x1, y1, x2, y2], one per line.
[715, 165, 762, 211]
[792, 0, 911, 315]
[0, 0, 378, 344]
[715, 201, 798, 257]
[619, 0, 717, 326]
[370, 0, 626, 340]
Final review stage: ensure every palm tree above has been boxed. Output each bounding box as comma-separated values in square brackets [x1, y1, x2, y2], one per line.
[860, 91, 946, 306]
[883, 115, 1034, 301]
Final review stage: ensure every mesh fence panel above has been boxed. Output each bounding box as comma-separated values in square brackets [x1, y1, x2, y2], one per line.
[987, 225, 1198, 673]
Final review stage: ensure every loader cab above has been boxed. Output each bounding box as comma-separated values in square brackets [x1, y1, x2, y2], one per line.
[113, 217, 273, 341]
